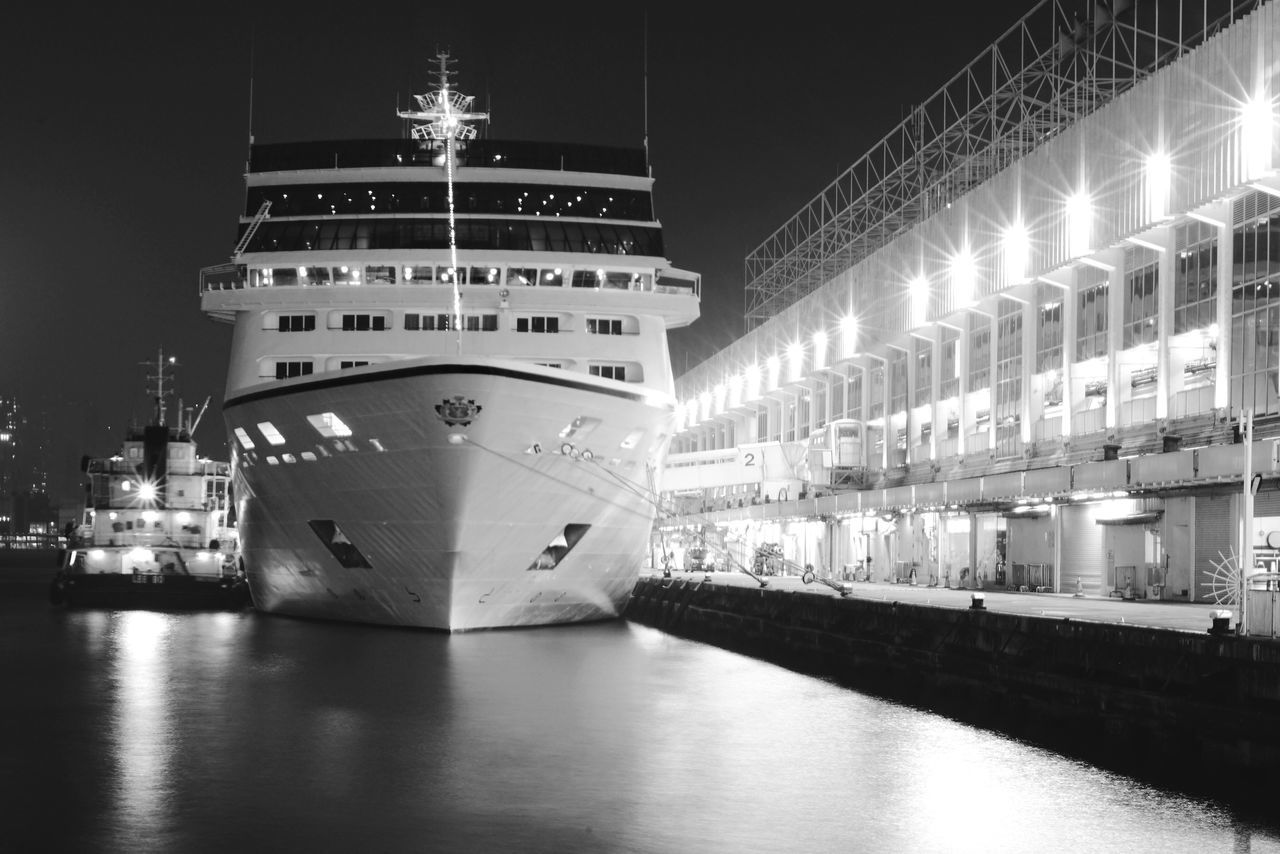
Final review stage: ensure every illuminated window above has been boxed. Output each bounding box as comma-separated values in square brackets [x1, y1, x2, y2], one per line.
[257, 422, 287, 446]
[307, 413, 352, 438]
[233, 427, 255, 450]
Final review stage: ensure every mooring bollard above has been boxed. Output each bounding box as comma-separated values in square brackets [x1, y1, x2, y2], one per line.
[1208, 609, 1232, 635]
[970, 592, 985, 610]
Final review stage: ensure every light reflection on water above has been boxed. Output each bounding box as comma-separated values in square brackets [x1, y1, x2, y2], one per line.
[2, 590, 1277, 854]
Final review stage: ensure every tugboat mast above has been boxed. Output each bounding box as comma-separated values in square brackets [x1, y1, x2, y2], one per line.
[141, 347, 179, 427]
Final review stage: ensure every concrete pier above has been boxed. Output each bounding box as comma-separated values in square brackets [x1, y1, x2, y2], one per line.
[624, 574, 1280, 810]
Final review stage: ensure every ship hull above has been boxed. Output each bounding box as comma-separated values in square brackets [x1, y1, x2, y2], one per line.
[50, 569, 252, 610]
[225, 357, 672, 631]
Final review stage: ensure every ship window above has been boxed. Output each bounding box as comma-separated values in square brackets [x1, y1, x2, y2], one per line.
[339, 314, 386, 331]
[589, 364, 627, 381]
[307, 412, 352, 438]
[266, 267, 299, 287]
[275, 361, 314, 379]
[300, 451, 317, 461]
[506, 267, 537, 287]
[332, 266, 361, 286]
[437, 266, 466, 285]
[299, 266, 331, 286]
[571, 270, 605, 288]
[586, 318, 623, 335]
[339, 360, 370, 369]
[469, 266, 499, 285]
[308, 520, 373, 569]
[526, 524, 590, 571]
[404, 314, 420, 331]
[233, 428, 255, 450]
[403, 265, 434, 284]
[257, 422, 287, 446]
[516, 316, 560, 333]
[277, 314, 315, 332]
[540, 268, 564, 287]
[601, 272, 635, 290]
[365, 265, 396, 285]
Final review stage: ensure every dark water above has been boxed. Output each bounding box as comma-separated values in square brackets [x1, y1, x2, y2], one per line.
[2, 580, 1277, 854]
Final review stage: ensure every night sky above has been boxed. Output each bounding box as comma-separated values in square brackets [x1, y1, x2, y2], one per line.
[3, 0, 1038, 502]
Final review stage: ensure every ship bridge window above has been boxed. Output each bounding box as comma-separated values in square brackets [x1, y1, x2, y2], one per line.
[438, 266, 466, 285]
[233, 428, 256, 450]
[299, 267, 332, 287]
[515, 316, 560, 333]
[586, 318, 624, 335]
[308, 519, 373, 569]
[332, 266, 361, 286]
[256, 422, 287, 446]
[335, 313, 388, 331]
[273, 314, 316, 332]
[366, 265, 396, 285]
[506, 267, 537, 287]
[469, 266, 499, 285]
[541, 268, 564, 287]
[273, 360, 315, 379]
[403, 265, 435, 284]
[252, 267, 299, 288]
[307, 412, 352, 438]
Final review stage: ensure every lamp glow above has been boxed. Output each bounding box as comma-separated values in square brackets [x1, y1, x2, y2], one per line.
[909, 275, 929, 326]
[1242, 93, 1274, 179]
[840, 316, 858, 359]
[728, 374, 743, 408]
[1145, 152, 1172, 221]
[1067, 192, 1092, 257]
[786, 342, 803, 382]
[1002, 222, 1030, 285]
[950, 248, 976, 308]
[744, 364, 762, 401]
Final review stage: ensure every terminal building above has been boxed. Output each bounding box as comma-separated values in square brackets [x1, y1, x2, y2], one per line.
[660, 0, 1280, 612]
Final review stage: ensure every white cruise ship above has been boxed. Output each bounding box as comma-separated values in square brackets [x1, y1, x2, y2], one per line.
[199, 55, 700, 630]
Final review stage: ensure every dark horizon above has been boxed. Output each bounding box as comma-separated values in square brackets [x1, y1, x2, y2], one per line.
[2, 1, 1038, 504]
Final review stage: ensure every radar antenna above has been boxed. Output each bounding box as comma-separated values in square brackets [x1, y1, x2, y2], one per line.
[396, 53, 488, 354]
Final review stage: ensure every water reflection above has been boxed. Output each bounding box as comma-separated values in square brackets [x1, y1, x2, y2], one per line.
[1, 592, 1277, 853]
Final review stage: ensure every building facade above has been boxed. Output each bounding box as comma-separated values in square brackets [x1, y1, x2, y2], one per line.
[662, 0, 1280, 617]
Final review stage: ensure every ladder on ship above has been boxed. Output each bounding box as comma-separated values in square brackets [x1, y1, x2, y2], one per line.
[232, 200, 272, 258]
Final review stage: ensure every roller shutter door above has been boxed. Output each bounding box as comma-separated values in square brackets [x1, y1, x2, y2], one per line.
[1061, 504, 1106, 596]
[1194, 494, 1233, 604]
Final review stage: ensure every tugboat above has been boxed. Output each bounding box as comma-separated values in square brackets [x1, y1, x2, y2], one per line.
[49, 349, 250, 610]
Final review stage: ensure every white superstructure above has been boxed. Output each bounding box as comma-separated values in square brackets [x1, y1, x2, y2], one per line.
[200, 55, 700, 630]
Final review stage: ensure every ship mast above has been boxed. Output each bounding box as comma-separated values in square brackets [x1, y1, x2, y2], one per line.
[141, 348, 179, 427]
[397, 53, 489, 355]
